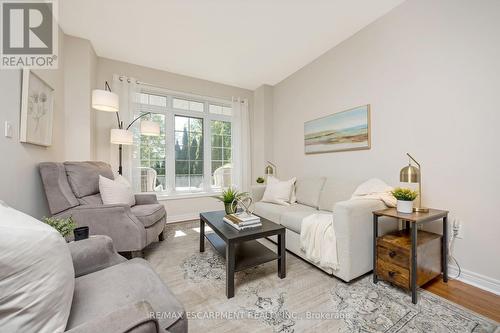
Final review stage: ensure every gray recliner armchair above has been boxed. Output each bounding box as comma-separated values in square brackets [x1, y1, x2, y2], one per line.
[66, 235, 187, 332]
[39, 161, 166, 255]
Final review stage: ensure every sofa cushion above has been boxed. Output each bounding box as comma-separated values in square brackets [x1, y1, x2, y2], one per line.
[0, 201, 75, 333]
[254, 202, 289, 223]
[78, 193, 103, 206]
[295, 177, 326, 208]
[66, 258, 186, 332]
[131, 204, 165, 228]
[254, 202, 315, 225]
[39, 162, 80, 215]
[64, 161, 114, 198]
[318, 178, 353, 212]
[280, 209, 320, 234]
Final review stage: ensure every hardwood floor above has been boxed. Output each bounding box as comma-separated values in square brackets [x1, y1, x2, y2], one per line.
[422, 277, 500, 322]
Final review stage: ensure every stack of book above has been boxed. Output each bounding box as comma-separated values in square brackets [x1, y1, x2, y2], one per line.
[223, 212, 262, 230]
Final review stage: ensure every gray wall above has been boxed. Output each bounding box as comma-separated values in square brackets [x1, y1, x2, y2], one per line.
[271, 0, 500, 282]
[0, 28, 66, 218]
[63, 35, 98, 161]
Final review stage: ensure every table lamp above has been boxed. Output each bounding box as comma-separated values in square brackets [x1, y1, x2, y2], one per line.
[399, 153, 428, 212]
[265, 161, 277, 179]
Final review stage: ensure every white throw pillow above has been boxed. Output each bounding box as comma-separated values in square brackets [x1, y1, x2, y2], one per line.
[261, 176, 296, 206]
[0, 201, 75, 333]
[99, 175, 136, 207]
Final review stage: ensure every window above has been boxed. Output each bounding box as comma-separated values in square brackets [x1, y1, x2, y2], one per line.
[133, 91, 233, 195]
[211, 120, 232, 188]
[209, 103, 232, 116]
[133, 113, 166, 192]
[175, 116, 204, 191]
[173, 97, 203, 112]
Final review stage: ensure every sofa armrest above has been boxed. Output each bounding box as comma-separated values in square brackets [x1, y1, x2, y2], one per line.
[69, 235, 126, 277]
[66, 301, 159, 333]
[69, 204, 147, 252]
[135, 193, 159, 205]
[250, 185, 266, 202]
[332, 199, 397, 281]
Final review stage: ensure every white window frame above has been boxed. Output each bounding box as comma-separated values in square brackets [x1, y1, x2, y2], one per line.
[135, 87, 232, 198]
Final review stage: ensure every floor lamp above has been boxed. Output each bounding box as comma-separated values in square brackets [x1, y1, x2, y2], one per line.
[92, 81, 160, 175]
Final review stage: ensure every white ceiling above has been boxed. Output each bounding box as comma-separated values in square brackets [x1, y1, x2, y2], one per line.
[59, 0, 405, 90]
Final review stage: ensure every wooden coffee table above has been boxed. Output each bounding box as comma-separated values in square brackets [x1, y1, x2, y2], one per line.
[199, 211, 286, 298]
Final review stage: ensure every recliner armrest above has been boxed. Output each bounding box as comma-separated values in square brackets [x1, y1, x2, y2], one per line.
[135, 193, 159, 205]
[66, 301, 159, 333]
[69, 235, 126, 277]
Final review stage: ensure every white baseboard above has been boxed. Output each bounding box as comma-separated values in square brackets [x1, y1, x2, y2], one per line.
[167, 213, 199, 224]
[448, 265, 500, 295]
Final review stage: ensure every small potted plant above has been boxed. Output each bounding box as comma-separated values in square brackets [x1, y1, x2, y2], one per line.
[42, 216, 77, 241]
[256, 177, 265, 184]
[391, 188, 418, 214]
[215, 187, 246, 214]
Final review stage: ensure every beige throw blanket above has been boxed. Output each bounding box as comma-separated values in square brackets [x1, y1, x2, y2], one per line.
[300, 213, 339, 270]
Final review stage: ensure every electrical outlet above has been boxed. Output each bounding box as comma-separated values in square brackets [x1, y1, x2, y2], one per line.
[453, 219, 463, 239]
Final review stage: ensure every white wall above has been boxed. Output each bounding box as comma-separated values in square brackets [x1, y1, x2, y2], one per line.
[272, 0, 500, 284]
[252, 85, 274, 181]
[63, 35, 98, 161]
[0, 28, 66, 218]
[95, 57, 254, 220]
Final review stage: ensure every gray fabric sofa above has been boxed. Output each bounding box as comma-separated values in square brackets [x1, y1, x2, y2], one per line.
[252, 177, 397, 282]
[39, 161, 166, 254]
[65, 235, 187, 332]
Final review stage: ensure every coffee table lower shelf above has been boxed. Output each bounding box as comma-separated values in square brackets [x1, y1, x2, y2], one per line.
[205, 232, 279, 272]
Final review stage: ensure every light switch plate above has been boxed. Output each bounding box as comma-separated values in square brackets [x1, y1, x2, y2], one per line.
[4, 121, 13, 138]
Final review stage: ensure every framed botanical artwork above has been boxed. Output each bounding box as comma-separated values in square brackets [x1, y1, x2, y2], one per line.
[304, 104, 371, 154]
[20, 69, 54, 146]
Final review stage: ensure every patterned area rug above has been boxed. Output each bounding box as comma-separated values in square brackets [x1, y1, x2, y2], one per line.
[145, 221, 499, 333]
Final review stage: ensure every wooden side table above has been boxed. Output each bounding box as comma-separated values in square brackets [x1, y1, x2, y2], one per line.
[373, 208, 448, 304]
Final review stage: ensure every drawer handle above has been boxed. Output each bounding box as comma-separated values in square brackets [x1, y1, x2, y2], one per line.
[388, 271, 396, 278]
[389, 251, 397, 258]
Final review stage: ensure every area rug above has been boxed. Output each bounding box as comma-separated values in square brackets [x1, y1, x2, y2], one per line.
[145, 221, 499, 333]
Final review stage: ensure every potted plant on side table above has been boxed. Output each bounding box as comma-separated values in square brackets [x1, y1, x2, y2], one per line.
[392, 187, 418, 214]
[215, 187, 246, 214]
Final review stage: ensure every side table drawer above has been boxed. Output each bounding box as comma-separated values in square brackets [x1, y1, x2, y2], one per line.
[377, 244, 409, 268]
[377, 259, 410, 289]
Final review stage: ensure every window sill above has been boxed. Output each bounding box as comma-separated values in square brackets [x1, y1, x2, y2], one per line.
[156, 191, 221, 201]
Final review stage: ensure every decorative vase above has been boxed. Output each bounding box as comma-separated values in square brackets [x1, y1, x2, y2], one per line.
[224, 202, 237, 215]
[397, 200, 413, 214]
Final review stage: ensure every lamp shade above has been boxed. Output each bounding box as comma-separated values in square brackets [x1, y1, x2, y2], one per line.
[110, 129, 133, 145]
[92, 89, 119, 112]
[400, 165, 420, 183]
[140, 120, 160, 136]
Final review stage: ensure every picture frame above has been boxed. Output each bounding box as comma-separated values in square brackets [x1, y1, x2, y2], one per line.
[304, 104, 371, 154]
[20, 69, 55, 147]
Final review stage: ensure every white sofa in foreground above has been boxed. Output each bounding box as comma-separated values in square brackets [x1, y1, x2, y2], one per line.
[251, 177, 397, 282]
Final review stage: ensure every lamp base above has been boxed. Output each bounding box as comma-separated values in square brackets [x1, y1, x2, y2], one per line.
[413, 207, 429, 213]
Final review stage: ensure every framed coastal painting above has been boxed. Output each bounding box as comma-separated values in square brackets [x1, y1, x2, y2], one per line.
[20, 69, 54, 146]
[304, 105, 371, 154]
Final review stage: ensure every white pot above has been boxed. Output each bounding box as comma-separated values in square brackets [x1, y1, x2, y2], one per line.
[396, 200, 413, 214]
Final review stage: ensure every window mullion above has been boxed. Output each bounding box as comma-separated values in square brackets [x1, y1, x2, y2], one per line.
[166, 98, 175, 193]
[203, 101, 212, 192]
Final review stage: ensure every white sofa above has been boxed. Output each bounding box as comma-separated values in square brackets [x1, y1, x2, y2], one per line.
[251, 177, 397, 282]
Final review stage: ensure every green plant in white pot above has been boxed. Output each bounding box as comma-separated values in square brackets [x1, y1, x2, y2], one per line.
[391, 188, 418, 214]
